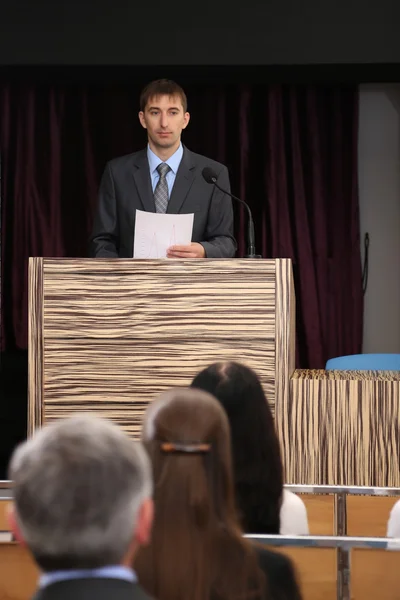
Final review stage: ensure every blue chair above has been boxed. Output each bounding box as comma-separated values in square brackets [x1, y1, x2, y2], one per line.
[325, 353, 400, 370]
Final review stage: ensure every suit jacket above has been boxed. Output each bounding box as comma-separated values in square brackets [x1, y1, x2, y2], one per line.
[255, 545, 303, 600]
[89, 146, 237, 259]
[33, 577, 152, 600]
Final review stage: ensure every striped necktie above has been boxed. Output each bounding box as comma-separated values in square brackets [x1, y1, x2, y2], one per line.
[154, 163, 171, 213]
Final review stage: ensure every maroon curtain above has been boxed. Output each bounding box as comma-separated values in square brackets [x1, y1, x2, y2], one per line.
[0, 81, 363, 367]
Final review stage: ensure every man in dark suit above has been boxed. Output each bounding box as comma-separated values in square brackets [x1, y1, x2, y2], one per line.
[8, 415, 154, 600]
[89, 79, 236, 259]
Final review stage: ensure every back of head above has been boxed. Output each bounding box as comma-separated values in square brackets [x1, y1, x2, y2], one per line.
[191, 362, 284, 533]
[8, 414, 152, 571]
[137, 387, 265, 600]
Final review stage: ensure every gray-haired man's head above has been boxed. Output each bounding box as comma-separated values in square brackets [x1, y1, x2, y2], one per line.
[8, 414, 153, 571]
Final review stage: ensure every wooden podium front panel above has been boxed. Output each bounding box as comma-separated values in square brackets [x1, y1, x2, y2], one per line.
[29, 258, 293, 438]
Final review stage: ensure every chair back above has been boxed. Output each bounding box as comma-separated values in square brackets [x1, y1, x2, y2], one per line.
[325, 353, 400, 370]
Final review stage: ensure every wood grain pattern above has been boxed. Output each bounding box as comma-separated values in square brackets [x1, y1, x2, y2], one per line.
[42, 262, 275, 340]
[28, 258, 400, 489]
[0, 543, 38, 600]
[351, 549, 400, 599]
[285, 370, 400, 486]
[301, 494, 335, 535]
[276, 546, 337, 600]
[293, 369, 400, 381]
[347, 496, 399, 537]
[29, 258, 295, 439]
[0, 500, 11, 531]
[43, 338, 274, 438]
[28, 258, 43, 436]
[274, 258, 296, 415]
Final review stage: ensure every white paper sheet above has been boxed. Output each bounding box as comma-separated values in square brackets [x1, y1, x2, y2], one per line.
[133, 210, 194, 259]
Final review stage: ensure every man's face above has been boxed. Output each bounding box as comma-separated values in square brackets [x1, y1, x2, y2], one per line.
[139, 94, 190, 152]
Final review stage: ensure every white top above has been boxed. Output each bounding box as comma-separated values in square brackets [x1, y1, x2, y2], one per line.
[279, 489, 310, 535]
[387, 499, 400, 537]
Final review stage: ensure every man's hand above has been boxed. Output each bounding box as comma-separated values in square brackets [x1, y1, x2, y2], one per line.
[167, 243, 206, 259]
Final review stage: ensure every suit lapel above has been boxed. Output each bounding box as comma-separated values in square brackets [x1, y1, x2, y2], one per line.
[132, 149, 156, 212]
[167, 147, 196, 214]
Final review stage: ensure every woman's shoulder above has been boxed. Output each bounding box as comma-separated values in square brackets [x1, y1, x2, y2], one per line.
[253, 543, 294, 574]
[253, 544, 302, 600]
[387, 499, 400, 537]
[282, 489, 306, 510]
[280, 490, 309, 535]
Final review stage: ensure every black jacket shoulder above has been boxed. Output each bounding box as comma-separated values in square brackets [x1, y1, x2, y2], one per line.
[33, 577, 153, 600]
[254, 544, 303, 600]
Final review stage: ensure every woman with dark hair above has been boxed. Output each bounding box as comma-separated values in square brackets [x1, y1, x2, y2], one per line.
[135, 387, 302, 600]
[191, 362, 309, 535]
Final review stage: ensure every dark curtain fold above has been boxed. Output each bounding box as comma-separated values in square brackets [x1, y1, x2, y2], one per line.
[0, 81, 363, 367]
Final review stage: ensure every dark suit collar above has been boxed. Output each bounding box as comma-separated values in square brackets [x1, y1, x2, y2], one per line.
[132, 145, 196, 214]
[33, 577, 152, 600]
[132, 149, 155, 212]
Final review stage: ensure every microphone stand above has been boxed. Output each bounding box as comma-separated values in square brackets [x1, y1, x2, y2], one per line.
[212, 181, 262, 259]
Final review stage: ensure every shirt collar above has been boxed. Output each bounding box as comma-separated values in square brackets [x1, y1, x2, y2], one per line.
[39, 565, 136, 589]
[147, 143, 183, 175]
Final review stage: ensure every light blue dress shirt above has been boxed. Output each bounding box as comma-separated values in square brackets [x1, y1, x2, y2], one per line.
[39, 565, 136, 589]
[147, 143, 183, 197]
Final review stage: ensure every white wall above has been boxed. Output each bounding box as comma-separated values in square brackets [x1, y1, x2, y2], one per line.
[358, 84, 400, 353]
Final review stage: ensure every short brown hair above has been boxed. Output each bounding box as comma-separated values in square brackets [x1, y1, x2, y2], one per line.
[139, 79, 188, 113]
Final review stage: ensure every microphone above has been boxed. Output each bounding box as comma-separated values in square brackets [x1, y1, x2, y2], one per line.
[202, 167, 261, 258]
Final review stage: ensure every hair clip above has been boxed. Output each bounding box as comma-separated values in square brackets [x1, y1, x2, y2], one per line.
[160, 442, 211, 454]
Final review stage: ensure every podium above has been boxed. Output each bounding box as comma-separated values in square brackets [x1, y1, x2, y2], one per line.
[28, 257, 400, 486]
[28, 258, 295, 439]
